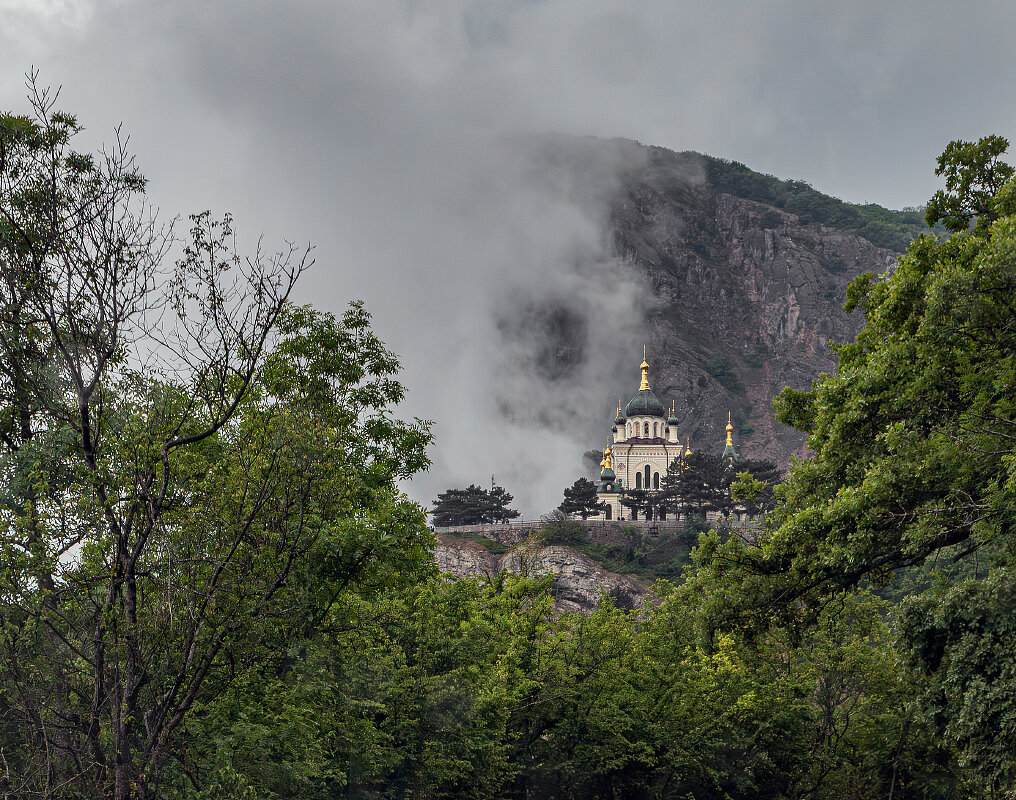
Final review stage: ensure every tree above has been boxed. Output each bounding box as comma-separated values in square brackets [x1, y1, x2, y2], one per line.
[674, 452, 734, 517]
[657, 454, 779, 520]
[487, 482, 521, 524]
[619, 488, 649, 520]
[657, 456, 685, 517]
[730, 458, 782, 517]
[432, 485, 490, 527]
[689, 136, 1016, 794]
[431, 482, 520, 527]
[925, 135, 1016, 234]
[0, 77, 432, 800]
[619, 487, 668, 521]
[558, 476, 606, 519]
[715, 136, 1016, 623]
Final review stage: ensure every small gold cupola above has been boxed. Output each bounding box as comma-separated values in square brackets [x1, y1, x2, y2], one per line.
[639, 345, 651, 391]
[722, 412, 738, 463]
[600, 444, 616, 482]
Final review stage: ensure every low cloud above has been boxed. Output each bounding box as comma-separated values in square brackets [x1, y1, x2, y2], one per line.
[4, 0, 1016, 514]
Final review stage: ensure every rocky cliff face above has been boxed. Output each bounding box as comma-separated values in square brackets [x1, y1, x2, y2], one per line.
[434, 534, 646, 614]
[603, 144, 918, 466]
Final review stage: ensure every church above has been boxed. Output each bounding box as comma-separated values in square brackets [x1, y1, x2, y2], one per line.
[589, 348, 738, 522]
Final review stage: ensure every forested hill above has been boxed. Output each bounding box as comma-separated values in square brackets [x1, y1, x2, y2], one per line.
[559, 138, 928, 469]
[701, 154, 927, 250]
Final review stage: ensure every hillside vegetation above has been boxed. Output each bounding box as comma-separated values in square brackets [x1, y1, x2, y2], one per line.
[703, 155, 930, 249]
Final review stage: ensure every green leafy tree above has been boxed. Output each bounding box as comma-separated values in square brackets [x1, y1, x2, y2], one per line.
[729, 458, 781, 517]
[899, 570, 1016, 794]
[690, 137, 1016, 795]
[558, 476, 606, 519]
[717, 139, 1016, 625]
[0, 77, 432, 800]
[179, 574, 549, 799]
[925, 135, 1016, 233]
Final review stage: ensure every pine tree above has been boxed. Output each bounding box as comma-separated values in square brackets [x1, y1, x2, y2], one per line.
[432, 485, 486, 526]
[431, 483, 520, 526]
[676, 453, 734, 516]
[487, 483, 521, 524]
[559, 477, 606, 519]
[658, 457, 685, 517]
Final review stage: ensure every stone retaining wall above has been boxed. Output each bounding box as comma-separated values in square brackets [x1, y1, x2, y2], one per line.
[432, 518, 711, 545]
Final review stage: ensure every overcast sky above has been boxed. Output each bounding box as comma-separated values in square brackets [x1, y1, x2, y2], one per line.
[3, 0, 1015, 515]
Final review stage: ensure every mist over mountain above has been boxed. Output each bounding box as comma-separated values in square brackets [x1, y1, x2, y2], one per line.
[602, 141, 921, 466]
[425, 135, 924, 517]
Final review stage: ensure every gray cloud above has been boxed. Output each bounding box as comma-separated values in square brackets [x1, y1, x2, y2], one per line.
[3, 0, 1015, 514]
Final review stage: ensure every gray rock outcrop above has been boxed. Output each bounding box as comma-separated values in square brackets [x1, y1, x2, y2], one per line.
[434, 535, 646, 614]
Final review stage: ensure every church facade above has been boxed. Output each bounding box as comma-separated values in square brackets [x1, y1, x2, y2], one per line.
[589, 349, 737, 522]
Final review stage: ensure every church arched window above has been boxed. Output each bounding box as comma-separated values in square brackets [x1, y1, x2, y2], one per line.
[643, 422, 650, 437]
[605, 504, 612, 521]
[644, 464, 651, 488]
[635, 472, 642, 489]
[653, 472, 660, 489]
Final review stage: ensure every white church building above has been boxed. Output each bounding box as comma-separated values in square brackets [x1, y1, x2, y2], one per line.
[591, 349, 737, 522]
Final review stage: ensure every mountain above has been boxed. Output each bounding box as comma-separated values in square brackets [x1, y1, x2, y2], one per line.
[436, 140, 929, 591]
[569, 140, 925, 467]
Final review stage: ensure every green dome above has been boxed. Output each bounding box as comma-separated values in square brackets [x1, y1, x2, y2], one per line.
[599, 469, 618, 493]
[626, 388, 665, 418]
[668, 413, 679, 425]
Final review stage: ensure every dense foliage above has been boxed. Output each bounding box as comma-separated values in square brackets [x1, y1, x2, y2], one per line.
[6, 82, 1016, 799]
[691, 135, 1016, 796]
[0, 80, 431, 799]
